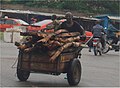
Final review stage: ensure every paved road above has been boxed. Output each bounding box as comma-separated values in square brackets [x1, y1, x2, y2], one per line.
[0, 41, 119, 87]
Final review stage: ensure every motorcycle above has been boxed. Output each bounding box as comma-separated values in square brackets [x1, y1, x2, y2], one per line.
[103, 39, 119, 53]
[92, 38, 102, 56]
[103, 31, 120, 53]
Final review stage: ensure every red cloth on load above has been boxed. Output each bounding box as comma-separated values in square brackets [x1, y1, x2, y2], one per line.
[80, 31, 93, 43]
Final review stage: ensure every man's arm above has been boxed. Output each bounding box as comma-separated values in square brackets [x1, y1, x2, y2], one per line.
[57, 21, 66, 30]
[77, 23, 86, 40]
[79, 25, 85, 35]
[108, 24, 118, 32]
[75, 21, 85, 35]
[101, 28, 106, 34]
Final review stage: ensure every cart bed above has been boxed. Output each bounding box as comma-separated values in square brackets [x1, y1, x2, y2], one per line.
[18, 47, 81, 73]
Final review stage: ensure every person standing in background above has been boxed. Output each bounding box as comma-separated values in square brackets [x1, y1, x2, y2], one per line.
[30, 16, 37, 24]
[47, 14, 60, 31]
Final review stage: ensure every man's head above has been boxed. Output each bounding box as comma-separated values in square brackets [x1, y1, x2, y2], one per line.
[95, 20, 101, 24]
[65, 12, 73, 23]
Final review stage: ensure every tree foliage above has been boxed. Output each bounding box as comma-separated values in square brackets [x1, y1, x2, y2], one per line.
[3, 0, 120, 15]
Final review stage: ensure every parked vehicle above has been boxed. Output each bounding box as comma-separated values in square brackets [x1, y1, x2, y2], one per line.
[27, 20, 52, 32]
[0, 18, 29, 32]
[27, 19, 65, 32]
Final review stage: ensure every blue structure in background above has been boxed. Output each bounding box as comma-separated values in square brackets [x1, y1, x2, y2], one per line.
[95, 15, 120, 33]
[95, 15, 109, 30]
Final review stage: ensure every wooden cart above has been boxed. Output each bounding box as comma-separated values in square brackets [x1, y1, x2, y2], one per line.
[17, 47, 82, 86]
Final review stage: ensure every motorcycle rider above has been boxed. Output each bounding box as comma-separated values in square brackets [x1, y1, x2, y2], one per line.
[91, 20, 106, 49]
[46, 14, 60, 31]
[107, 20, 119, 45]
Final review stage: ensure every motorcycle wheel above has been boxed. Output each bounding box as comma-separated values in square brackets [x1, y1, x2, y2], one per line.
[98, 50, 102, 55]
[102, 42, 110, 54]
[98, 42, 102, 56]
[93, 46, 98, 56]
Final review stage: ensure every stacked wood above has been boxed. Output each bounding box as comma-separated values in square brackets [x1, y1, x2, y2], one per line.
[15, 29, 82, 62]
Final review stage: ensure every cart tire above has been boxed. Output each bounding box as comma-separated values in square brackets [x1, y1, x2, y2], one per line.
[17, 51, 30, 81]
[17, 68, 30, 81]
[67, 59, 81, 86]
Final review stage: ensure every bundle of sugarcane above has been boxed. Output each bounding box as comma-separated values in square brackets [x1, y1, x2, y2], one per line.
[15, 29, 82, 62]
[16, 29, 69, 50]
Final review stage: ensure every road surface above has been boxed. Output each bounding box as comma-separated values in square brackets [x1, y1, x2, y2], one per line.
[0, 41, 119, 87]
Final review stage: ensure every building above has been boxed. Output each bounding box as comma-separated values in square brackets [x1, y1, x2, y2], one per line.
[0, 9, 101, 31]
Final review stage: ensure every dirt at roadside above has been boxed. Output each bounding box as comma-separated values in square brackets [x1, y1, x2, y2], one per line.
[1, 4, 90, 17]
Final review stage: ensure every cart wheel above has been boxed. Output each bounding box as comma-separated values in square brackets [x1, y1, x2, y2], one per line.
[17, 68, 30, 81]
[67, 59, 81, 86]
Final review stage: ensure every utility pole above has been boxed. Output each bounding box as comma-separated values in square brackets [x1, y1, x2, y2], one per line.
[0, 0, 2, 18]
[0, 0, 2, 10]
